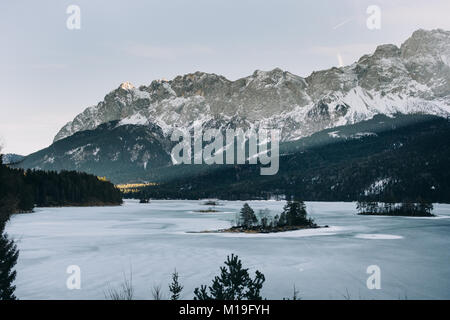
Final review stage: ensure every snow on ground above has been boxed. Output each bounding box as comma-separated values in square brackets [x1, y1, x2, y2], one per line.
[6, 200, 450, 300]
[354, 234, 403, 240]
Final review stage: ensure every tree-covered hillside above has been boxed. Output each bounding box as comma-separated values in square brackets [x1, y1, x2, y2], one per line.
[132, 114, 450, 202]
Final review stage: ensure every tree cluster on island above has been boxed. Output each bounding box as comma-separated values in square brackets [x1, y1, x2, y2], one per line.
[195, 200, 221, 212]
[356, 201, 434, 216]
[202, 200, 219, 206]
[196, 208, 220, 213]
[228, 199, 319, 233]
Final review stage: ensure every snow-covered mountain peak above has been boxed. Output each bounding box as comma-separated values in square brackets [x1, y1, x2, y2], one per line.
[119, 81, 135, 91]
[53, 29, 450, 144]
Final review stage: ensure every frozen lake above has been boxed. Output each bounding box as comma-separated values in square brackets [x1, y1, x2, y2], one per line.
[6, 200, 450, 300]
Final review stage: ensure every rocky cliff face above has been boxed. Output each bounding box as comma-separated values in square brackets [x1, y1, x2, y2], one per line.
[54, 29, 450, 144]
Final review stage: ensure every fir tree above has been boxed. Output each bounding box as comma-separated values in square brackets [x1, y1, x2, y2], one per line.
[239, 203, 257, 228]
[282, 198, 308, 226]
[194, 254, 265, 300]
[0, 203, 19, 300]
[168, 269, 183, 300]
[277, 212, 287, 227]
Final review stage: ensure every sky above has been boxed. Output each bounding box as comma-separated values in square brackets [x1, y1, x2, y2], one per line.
[1, 0, 449, 155]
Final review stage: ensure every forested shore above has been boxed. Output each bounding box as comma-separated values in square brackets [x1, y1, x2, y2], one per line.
[0, 154, 122, 214]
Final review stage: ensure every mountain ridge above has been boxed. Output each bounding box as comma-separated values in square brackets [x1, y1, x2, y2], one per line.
[54, 29, 450, 144]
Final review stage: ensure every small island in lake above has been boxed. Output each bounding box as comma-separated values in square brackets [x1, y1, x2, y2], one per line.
[195, 200, 221, 212]
[196, 208, 220, 213]
[202, 200, 219, 206]
[356, 201, 434, 217]
[200, 199, 326, 234]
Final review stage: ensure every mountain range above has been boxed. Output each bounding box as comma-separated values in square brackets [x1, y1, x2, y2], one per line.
[16, 29, 450, 185]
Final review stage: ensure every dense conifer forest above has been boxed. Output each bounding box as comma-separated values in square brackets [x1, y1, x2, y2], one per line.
[0, 154, 122, 213]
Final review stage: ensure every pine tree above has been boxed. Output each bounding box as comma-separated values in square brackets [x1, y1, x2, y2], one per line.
[280, 199, 311, 226]
[277, 212, 287, 227]
[282, 199, 308, 226]
[0, 150, 20, 300]
[168, 269, 183, 300]
[194, 254, 265, 300]
[0, 206, 19, 300]
[239, 203, 257, 228]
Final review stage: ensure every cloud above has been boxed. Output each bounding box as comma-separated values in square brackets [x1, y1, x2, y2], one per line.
[125, 44, 214, 60]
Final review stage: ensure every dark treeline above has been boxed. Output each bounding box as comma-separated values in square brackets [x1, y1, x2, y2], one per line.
[0, 155, 122, 213]
[356, 201, 434, 217]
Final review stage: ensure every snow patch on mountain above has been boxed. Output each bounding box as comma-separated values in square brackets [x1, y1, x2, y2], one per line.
[118, 113, 148, 126]
[364, 178, 392, 196]
[328, 131, 340, 138]
[350, 132, 377, 139]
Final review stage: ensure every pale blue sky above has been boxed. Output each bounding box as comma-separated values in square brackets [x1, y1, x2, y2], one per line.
[1, 0, 449, 155]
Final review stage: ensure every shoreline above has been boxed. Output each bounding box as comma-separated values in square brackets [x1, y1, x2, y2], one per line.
[189, 225, 329, 234]
[12, 202, 123, 214]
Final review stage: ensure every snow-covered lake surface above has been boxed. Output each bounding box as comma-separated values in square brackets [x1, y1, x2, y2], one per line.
[6, 200, 450, 300]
